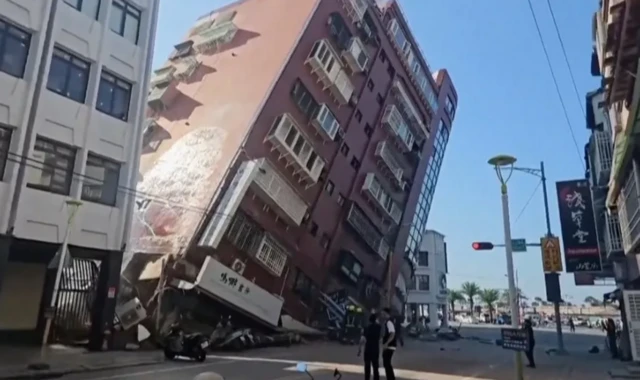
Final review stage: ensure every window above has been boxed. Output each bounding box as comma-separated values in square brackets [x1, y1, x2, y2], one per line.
[309, 221, 318, 236]
[445, 95, 456, 119]
[338, 250, 362, 283]
[109, 0, 141, 44]
[337, 193, 345, 206]
[292, 269, 316, 304]
[340, 143, 350, 156]
[291, 79, 319, 119]
[380, 50, 387, 63]
[350, 157, 360, 170]
[0, 126, 11, 180]
[47, 47, 90, 103]
[325, 180, 334, 195]
[320, 233, 331, 249]
[418, 250, 428, 267]
[355, 110, 362, 123]
[367, 79, 374, 91]
[27, 137, 76, 195]
[417, 275, 429, 291]
[0, 19, 31, 78]
[387, 65, 395, 77]
[82, 153, 120, 205]
[376, 93, 384, 105]
[97, 70, 132, 121]
[64, 0, 101, 20]
[327, 12, 353, 50]
[364, 124, 372, 137]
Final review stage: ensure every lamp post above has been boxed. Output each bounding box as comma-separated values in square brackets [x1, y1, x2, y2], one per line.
[41, 199, 83, 357]
[488, 154, 523, 380]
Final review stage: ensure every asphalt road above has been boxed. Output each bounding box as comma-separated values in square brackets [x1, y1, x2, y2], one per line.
[61, 327, 617, 380]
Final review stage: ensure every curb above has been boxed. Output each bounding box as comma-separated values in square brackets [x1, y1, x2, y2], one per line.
[0, 357, 165, 380]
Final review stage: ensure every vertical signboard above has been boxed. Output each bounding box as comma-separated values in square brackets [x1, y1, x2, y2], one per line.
[555, 179, 603, 272]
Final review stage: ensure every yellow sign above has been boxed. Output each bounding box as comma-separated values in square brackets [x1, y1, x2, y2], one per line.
[541, 236, 563, 273]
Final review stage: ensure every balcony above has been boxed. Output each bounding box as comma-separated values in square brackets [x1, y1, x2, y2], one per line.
[311, 103, 340, 140]
[345, 204, 389, 260]
[150, 66, 175, 87]
[250, 158, 308, 226]
[266, 113, 325, 186]
[604, 211, 624, 258]
[375, 141, 404, 188]
[147, 83, 176, 113]
[618, 163, 640, 252]
[194, 21, 238, 54]
[173, 57, 200, 82]
[592, 130, 613, 186]
[362, 173, 402, 224]
[342, 37, 369, 73]
[306, 39, 354, 105]
[341, 0, 369, 23]
[382, 105, 415, 151]
[391, 80, 428, 140]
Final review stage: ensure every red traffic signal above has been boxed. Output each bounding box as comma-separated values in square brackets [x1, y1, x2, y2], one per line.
[472, 242, 494, 250]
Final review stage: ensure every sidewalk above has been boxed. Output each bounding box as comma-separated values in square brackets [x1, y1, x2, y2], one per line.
[0, 345, 164, 379]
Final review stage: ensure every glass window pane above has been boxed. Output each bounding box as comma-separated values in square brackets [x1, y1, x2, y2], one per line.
[47, 57, 69, 95]
[96, 79, 113, 113]
[1, 35, 29, 78]
[66, 65, 88, 102]
[109, 3, 124, 34]
[112, 87, 130, 120]
[81, 0, 100, 19]
[123, 12, 139, 44]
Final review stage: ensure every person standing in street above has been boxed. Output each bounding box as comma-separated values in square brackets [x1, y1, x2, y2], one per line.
[523, 319, 536, 368]
[394, 315, 404, 347]
[358, 313, 381, 380]
[568, 317, 575, 332]
[381, 308, 396, 380]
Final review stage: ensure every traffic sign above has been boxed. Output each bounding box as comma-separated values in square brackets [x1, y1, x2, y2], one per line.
[541, 236, 563, 273]
[511, 238, 527, 252]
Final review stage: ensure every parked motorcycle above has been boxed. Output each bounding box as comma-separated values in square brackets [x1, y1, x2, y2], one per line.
[163, 324, 209, 362]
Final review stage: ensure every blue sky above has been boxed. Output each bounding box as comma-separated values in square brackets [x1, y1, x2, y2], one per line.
[151, 0, 608, 303]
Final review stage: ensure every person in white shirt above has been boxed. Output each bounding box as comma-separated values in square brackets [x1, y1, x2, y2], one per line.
[380, 308, 396, 380]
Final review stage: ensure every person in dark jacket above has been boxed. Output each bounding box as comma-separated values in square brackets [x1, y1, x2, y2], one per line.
[358, 313, 381, 380]
[394, 315, 404, 347]
[524, 319, 536, 368]
[606, 318, 619, 359]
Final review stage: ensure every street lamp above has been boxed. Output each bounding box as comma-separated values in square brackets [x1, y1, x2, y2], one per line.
[488, 154, 524, 380]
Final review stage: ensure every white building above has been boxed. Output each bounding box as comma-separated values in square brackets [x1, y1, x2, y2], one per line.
[0, 0, 158, 349]
[406, 229, 448, 329]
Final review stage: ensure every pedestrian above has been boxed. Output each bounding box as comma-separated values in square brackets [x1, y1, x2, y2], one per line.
[358, 313, 381, 380]
[394, 315, 404, 347]
[568, 317, 575, 333]
[380, 307, 396, 380]
[606, 318, 619, 359]
[523, 319, 536, 368]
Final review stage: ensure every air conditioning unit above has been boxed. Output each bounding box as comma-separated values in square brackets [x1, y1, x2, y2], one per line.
[116, 297, 147, 331]
[231, 259, 246, 275]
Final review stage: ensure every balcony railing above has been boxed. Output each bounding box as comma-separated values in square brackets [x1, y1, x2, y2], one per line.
[194, 21, 238, 53]
[618, 163, 640, 252]
[382, 105, 415, 151]
[306, 39, 354, 105]
[593, 131, 613, 186]
[173, 57, 200, 82]
[266, 113, 325, 186]
[147, 84, 173, 112]
[375, 141, 404, 188]
[345, 204, 389, 260]
[341, 0, 369, 23]
[150, 66, 175, 87]
[391, 80, 428, 140]
[311, 103, 340, 140]
[604, 211, 624, 255]
[251, 158, 308, 226]
[362, 173, 402, 224]
[342, 37, 369, 73]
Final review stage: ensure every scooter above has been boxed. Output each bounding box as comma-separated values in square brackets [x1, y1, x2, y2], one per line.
[163, 324, 209, 362]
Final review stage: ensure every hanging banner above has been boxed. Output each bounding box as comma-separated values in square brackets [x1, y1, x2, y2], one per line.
[555, 179, 603, 272]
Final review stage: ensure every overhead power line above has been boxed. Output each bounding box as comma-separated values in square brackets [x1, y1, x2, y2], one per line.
[514, 179, 542, 224]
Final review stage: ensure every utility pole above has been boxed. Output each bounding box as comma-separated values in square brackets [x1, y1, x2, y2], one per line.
[540, 161, 566, 354]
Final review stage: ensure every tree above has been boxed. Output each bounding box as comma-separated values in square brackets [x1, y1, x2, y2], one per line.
[479, 289, 500, 322]
[461, 282, 481, 316]
[448, 290, 465, 315]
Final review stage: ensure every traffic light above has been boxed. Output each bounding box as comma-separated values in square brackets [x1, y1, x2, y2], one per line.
[472, 242, 494, 250]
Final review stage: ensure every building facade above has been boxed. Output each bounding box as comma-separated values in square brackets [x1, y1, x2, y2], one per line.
[0, 0, 159, 348]
[406, 229, 448, 329]
[124, 0, 456, 325]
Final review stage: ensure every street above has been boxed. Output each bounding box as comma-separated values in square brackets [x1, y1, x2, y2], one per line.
[60, 326, 619, 380]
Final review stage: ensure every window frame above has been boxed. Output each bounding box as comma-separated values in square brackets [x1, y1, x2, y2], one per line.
[96, 70, 133, 121]
[82, 152, 120, 206]
[417, 275, 430, 291]
[110, 0, 141, 45]
[0, 125, 12, 180]
[27, 137, 76, 195]
[291, 79, 319, 119]
[0, 19, 31, 79]
[338, 251, 362, 284]
[64, 0, 101, 20]
[418, 250, 428, 267]
[47, 47, 91, 103]
[292, 268, 316, 305]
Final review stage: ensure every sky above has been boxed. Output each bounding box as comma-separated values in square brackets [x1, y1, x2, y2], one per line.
[150, 0, 608, 304]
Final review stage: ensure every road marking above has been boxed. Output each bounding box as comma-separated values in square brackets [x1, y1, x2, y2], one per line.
[81, 360, 238, 380]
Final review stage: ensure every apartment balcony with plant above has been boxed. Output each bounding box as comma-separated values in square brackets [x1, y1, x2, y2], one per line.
[382, 104, 415, 151]
[266, 113, 326, 187]
[362, 173, 402, 224]
[345, 203, 390, 260]
[250, 158, 309, 226]
[375, 140, 404, 189]
[306, 39, 354, 105]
